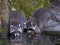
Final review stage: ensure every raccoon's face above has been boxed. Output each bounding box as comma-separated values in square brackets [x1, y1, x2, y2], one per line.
[10, 24, 23, 34]
[23, 22, 36, 33]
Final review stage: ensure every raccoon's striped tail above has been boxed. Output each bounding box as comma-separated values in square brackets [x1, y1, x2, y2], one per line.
[52, 15, 60, 22]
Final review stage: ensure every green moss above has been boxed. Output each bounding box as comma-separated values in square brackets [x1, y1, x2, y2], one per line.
[8, 0, 50, 18]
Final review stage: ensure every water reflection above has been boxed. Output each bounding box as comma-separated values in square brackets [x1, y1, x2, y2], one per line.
[0, 33, 59, 45]
[0, 38, 8, 45]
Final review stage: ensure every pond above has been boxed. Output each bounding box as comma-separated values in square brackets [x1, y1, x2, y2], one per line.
[0, 33, 59, 45]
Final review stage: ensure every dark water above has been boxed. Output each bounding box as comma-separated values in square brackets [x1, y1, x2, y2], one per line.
[0, 33, 59, 45]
